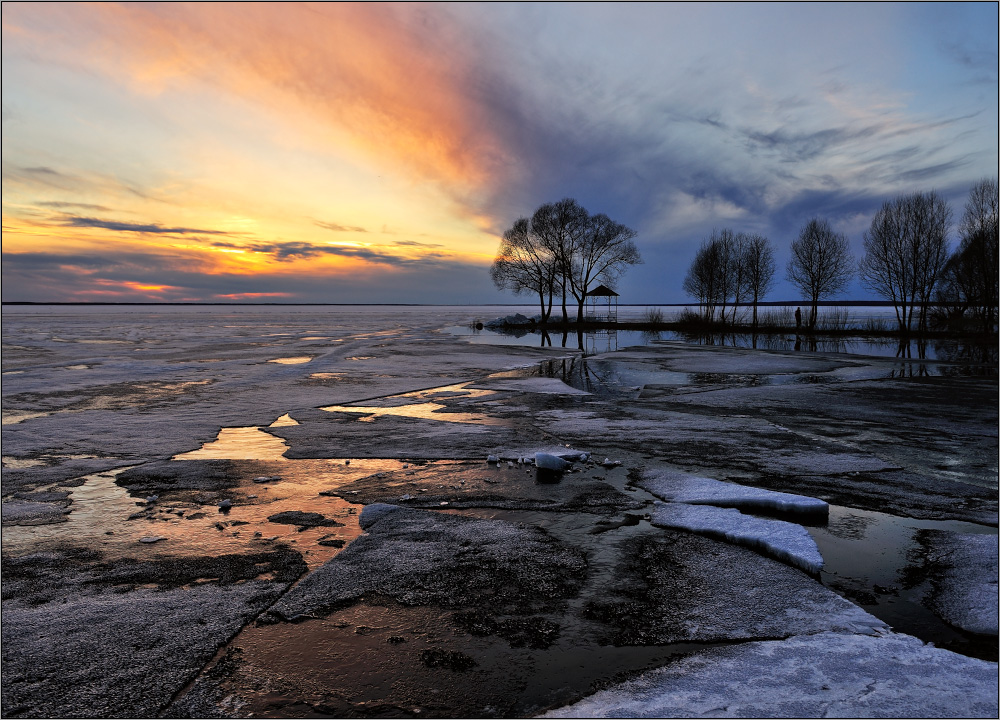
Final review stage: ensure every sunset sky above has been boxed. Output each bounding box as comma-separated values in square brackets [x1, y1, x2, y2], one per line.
[2, 2, 997, 304]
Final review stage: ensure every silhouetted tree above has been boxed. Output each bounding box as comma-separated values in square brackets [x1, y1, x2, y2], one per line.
[741, 232, 776, 327]
[683, 235, 724, 321]
[493, 199, 641, 323]
[566, 212, 641, 323]
[937, 178, 999, 332]
[787, 218, 853, 329]
[490, 217, 559, 321]
[531, 199, 590, 323]
[683, 229, 772, 325]
[859, 192, 951, 332]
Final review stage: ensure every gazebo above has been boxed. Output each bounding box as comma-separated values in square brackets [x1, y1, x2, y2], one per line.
[585, 284, 619, 321]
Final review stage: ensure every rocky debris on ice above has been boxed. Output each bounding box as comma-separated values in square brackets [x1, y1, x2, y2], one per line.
[641, 468, 828, 516]
[650, 503, 824, 574]
[540, 631, 999, 718]
[922, 531, 999, 635]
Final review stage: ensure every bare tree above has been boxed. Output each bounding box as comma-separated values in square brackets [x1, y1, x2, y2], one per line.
[493, 198, 641, 324]
[683, 228, 756, 324]
[787, 218, 854, 329]
[490, 217, 559, 321]
[531, 199, 590, 323]
[566, 213, 641, 323]
[741, 232, 776, 327]
[683, 237, 724, 321]
[859, 192, 951, 332]
[940, 178, 999, 332]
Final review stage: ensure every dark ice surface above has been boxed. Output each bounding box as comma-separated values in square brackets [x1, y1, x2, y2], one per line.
[2, 306, 996, 717]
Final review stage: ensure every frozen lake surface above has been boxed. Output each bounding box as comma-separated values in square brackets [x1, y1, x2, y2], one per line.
[2, 305, 997, 717]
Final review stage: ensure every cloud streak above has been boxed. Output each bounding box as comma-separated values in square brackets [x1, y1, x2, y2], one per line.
[64, 216, 232, 236]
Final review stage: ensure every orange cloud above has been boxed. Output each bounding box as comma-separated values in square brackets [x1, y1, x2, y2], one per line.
[41, 3, 515, 200]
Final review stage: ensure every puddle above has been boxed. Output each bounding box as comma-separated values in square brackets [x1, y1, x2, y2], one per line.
[268, 357, 313, 364]
[173, 427, 291, 461]
[809, 504, 997, 661]
[0, 460, 424, 571]
[321, 383, 501, 425]
[63, 364, 91, 370]
[309, 372, 347, 380]
[346, 356, 375, 361]
[269, 414, 299, 428]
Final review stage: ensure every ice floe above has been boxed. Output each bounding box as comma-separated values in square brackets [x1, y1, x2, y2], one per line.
[650, 503, 824, 574]
[924, 531, 999, 635]
[641, 469, 828, 516]
[540, 631, 999, 718]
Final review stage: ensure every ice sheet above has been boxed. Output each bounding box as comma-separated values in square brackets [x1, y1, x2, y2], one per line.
[540, 631, 999, 718]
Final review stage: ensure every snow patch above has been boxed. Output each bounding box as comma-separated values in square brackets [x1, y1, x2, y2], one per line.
[651, 503, 824, 574]
[641, 469, 828, 516]
[540, 631, 998, 718]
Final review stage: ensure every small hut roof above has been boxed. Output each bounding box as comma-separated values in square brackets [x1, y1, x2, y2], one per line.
[585, 284, 619, 297]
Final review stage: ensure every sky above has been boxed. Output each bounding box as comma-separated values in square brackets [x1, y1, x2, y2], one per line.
[2, 2, 997, 304]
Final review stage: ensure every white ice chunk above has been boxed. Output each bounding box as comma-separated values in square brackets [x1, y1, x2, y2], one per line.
[486, 454, 500, 464]
[534, 452, 570, 471]
[651, 503, 824, 574]
[641, 469, 828, 516]
[540, 631, 999, 719]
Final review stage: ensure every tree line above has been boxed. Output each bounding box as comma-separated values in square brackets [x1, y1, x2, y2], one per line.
[683, 178, 998, 333]
[490, 198, 642, 323]
[490, 179, 997, 334]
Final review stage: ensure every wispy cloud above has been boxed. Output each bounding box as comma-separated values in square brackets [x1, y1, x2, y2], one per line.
[315, 220, 368, 233]
[63, 216, 231, 236]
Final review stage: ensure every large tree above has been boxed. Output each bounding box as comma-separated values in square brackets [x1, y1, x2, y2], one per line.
[530, 199, 590, 323]
[493, 199, 640, 324]
[786, 218, 854, 329]
[566, 212, 641, 323]
[859, 192, 951, 332]
[490, 216, 559, 321]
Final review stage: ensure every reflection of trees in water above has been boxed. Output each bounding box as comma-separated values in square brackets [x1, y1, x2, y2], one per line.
[690, 373, 772, 387]
[933, 339, 998, 367]
[534, 356, 628, 394]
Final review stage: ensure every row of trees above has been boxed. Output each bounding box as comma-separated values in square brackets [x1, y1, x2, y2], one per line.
[490, 198, 642, 323]
[682, 229, 776, 326]
[683, 178, 998, 332]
